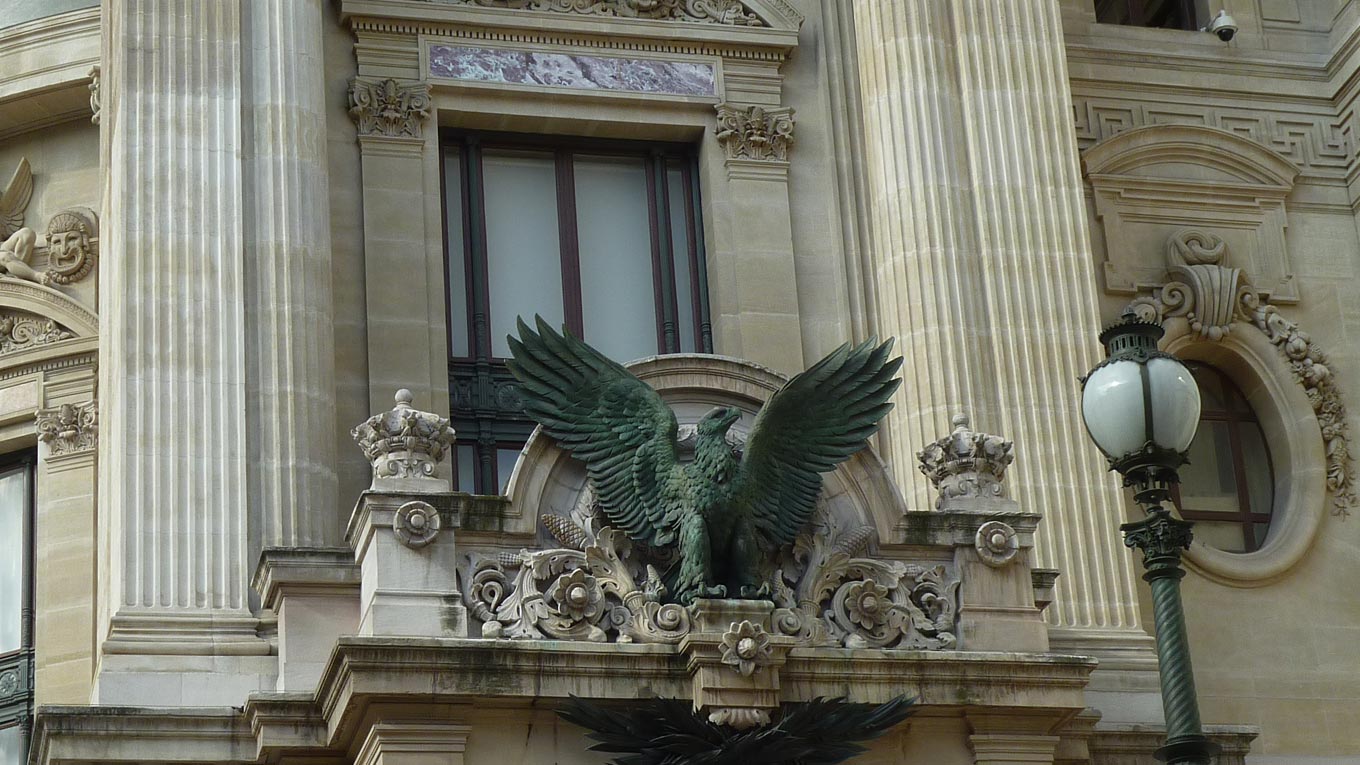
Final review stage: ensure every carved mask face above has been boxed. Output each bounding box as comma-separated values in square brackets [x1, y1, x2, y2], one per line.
[48, 230, 86, 266]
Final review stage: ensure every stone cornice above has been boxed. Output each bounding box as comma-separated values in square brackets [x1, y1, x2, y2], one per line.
[0, 7, 100, 140]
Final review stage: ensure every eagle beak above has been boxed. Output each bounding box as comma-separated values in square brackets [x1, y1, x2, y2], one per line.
[723, 407, 741, 426]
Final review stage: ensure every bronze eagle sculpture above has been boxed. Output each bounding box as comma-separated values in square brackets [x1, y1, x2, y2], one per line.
[507, 317, 902, 605]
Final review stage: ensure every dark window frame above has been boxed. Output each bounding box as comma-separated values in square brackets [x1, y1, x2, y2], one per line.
[0, 450, 35, 763]
[1093, 0, 1202, 30]
[440, 129, 713, 495]
[1171, 364, 1275, 553]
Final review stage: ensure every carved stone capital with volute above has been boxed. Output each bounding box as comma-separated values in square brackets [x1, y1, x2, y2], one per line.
[36, 401, 97, 459]
[917, 414, 1015, 510]
[714, 103, 795, 164]
[352, 389, 456, 491]
[347, 77, 432, 139]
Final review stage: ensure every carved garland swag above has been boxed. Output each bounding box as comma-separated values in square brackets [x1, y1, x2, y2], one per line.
[1129, 229, 1355, 517]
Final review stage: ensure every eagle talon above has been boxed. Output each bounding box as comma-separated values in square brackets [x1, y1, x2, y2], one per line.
[738, 583, 771, 599]
[701, 584, 728, 598]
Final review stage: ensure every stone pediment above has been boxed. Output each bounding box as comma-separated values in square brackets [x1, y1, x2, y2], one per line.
[1083, 123, 1300, 303]
[424, 0, 804, 30]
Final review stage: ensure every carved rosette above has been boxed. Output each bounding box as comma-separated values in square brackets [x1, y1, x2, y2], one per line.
[1130, 231, 1355, 517]
[719, 620, 772, 677]
[0, 669, 17, 699]
[974, 521, 1019, 567]
[436, 0, 764, 25]
[393, 500, 442, 548]
[351, 389, 456, 485]
[917, 414, 1015, 509]
[36, 401, 97, 458]
[348, 78, 432, 139]
[714, 104, 795, 163]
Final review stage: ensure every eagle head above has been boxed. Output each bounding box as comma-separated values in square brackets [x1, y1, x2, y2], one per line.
[697, 406, 741, 437]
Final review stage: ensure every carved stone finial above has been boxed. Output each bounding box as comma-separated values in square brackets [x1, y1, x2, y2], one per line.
[36, 401, 97, 458]
[351, 389, 456, 490]
[714, 103, 795, 163]
[917, 413, 1014, 510]
[347, 78, 431, 139]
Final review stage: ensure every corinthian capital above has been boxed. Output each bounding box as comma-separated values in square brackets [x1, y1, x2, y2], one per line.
[714, 103, 794, 163]
[347, 78, 432, 139]
[36, 401, 97, 458]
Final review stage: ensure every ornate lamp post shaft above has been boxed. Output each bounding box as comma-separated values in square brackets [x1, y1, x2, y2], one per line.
[1122, 505, 1218, 765]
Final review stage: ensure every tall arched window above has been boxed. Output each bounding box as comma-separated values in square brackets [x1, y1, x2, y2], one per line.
[1173, 363, 1276, 553]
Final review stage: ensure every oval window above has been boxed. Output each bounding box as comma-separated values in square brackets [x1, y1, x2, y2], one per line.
[1172, 363, 1276, 553]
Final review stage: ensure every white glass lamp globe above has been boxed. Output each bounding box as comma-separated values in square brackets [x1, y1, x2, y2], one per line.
[1081, 356, 1201, 462]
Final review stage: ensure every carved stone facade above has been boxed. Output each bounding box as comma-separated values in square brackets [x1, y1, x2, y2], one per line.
[714, 103, 795, 162]
[347, 78, 432, 139]
[917, 413, 1015, 509]
[35, 401, 97, 457]
[1129, 231, 1355, 517]
[351, 389, 457, 486]
[0, 310, 74, 355]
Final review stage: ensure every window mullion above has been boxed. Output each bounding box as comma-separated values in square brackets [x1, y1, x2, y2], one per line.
[685, 156, 713, 353]
[646, 154, 678, 353]
[465, 137, 493, 361]
[556, 151, 584, 338]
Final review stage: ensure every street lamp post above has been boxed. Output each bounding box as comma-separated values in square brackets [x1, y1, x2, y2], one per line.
[1080, 310, 1221, 765]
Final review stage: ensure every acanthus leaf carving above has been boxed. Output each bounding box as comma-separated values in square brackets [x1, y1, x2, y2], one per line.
[466, 495, 959, 650]
[431, 0, 764, 25]
[714, 103, 795, 163]
[36, 400, 97, 458]
[347, 78, 431, 139]
[0, 310, 75, 355]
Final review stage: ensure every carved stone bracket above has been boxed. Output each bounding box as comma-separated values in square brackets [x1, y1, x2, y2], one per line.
[431, 0, 765, 25]
[1129, 230, 1355, 516]
[917, 413, 1015, 510]
[714, 103, 794, 163]
[36, 401, 97, 458]
[89, 65, 101, 125]
[347, 78, 432, 139]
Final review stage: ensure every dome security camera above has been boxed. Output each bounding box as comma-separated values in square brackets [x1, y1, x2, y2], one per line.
[1204, 10, 1237, 42]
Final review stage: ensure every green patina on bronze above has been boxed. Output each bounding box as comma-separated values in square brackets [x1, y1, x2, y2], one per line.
[506, 316, 902, 605]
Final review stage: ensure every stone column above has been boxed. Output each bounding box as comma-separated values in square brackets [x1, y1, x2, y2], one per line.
[242, 0, 340, 548]
[853, 1, 1146, 650]
[97, 0, 339, 703]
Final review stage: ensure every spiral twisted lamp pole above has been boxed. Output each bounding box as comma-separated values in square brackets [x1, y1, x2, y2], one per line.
[1080, 310, 1220, 765]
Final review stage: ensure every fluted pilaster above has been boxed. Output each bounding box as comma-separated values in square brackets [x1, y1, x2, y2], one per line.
[854, 1, 1143, 635]
[243, 0, 338, 548]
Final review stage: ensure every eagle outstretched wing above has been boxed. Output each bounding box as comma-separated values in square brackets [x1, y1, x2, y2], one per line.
[735, 338, 902, 549]
[506, 316, 685, 547]
[0, 158, 32, 239]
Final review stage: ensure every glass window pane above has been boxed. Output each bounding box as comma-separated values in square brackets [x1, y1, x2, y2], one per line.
[484, 151, 564, 358]
[574, 155, 657, 362]
[667, 166, 696, 353]
[1240, 422, 1274, 515]
[455, 444, 477, 494]
[0, 466, 25, 654]
[1190, 364, 1227, 412]
[496, 447, 521, 495]
[0, 725, 22, 765]
[444, 149, 470, 358]
[1178, 421, 1237, 514]
[1193, 521, 1249, 554]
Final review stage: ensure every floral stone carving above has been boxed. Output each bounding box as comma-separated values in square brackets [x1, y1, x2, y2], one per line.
[464, 495, 959, 650]
[36, 401, 97, 457]
[714, 104, 795, 163]
[975, 521, 1019, 567]
[347, 78, 431, 139]
[435, 0, 763, 25]
[0, 310, 75, 356]
[352, 389, 457, 484]
[1129, 231, 1355, 516]
[719, 620, 772, 677]
[393, 500, 442, 548]
[917, 413, 1015, 509]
